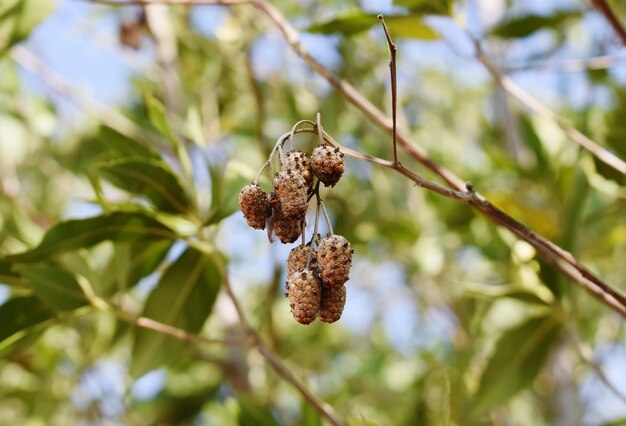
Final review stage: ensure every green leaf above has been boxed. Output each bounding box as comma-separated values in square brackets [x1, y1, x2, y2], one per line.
[204, 160, 252, 226]
[393, 0, 453, 15]
[308, 11, 439, 39]
[491, 10, 581, 39]
[99, 240, 173, 295]
[384, 16, 439, 40]
[145, 94, 178, 146]
[97, 159, 193, 214]
[0, 296, 56, 355]
[238, 397, 281, 426]
[7, 212, 176, 263]
[471, 314, 561, 417]
[130, 247, 223, 377]
[0, 0, 55, 53]
[301, 400, 323, 426]
[0, 259, 26, 287]
[15, 263, 87, 311]
[519, 115, 548, 172]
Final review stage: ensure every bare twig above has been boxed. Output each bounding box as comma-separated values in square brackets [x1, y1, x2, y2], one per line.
[220, 270, 344, 426]
[472, 39, 626, 176]
[590, 0, 626, 46]
[377, 15, 399, 166]
[567, 324, 626, 405]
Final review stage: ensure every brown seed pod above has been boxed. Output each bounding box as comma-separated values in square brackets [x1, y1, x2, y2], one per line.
[239, 184, 271, 230]
[311, 144, 344, 187]
[273, 170, 308, 220]
[318, 235, 352, 287]
[287, 244, 319, 278]
[284, 150, 314, 188]
[319, 284, 346, 323]
[270, 208, 303, 244]
[287, 269, 321, 325]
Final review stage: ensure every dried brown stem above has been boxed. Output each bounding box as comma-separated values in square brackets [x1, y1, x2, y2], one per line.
[590, 0, 626, 46]
[377, 15, 399, 166]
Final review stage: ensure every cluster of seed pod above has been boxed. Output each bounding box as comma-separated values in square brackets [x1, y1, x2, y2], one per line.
[238, 123, 352, 324]
[285, 235, 352, 324]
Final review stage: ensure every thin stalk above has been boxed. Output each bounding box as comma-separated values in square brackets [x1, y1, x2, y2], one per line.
[377, 15, 398, 166]
[319, 199, 334, 236]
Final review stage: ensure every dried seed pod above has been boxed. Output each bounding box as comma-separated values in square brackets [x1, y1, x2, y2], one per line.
[287, 244, 319, 277]
[270, 209, 303, 244]
[287, 269, 321, 325]
[319, 285, 346, 323]
[318, 235, 352, 287]
[284, 150, 314, 187]
[239, 184, 271, 230]
[311, 144, 344, 187]
[273, 170, 308, 220]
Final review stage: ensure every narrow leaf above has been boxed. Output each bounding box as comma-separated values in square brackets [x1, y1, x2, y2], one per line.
[393, 0, 453, 15]
[238, 397, 281, 426]
[308, 12, 438, 39]
[7, 212, 176, 263]
[471, 314, 561, 416]
[491, 11, 581, 39]
[519, 115, 548, 172]
[384, 15, 439, 39]
[0, 0, 54, 53]
[130, 247, 222, 377]
[0, 259, 26, 287]
[16, 263, 87, 311]
[145, 94, 178, 147]
[204, 160, 252, 226]
[97, 159, 192, 214]
[0, 296, 56, 355]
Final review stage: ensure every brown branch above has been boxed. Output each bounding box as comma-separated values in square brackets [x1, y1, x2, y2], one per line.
[67, 0, 626, 317]
[220, 271, 344, 426]
[591, 0, 626, 46]
[473, 39, 626, 176]
[377, 15, 399, 166]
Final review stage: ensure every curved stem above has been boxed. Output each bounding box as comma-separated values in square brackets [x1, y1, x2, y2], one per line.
[319, 199, 334, 236]
[289, 119, 316, 151]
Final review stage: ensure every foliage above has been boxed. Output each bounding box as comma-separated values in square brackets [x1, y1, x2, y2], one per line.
[0, 0, 625, 425]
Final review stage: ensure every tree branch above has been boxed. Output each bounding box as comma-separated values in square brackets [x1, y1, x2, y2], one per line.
[590, 0, 626, 46]
[472, 39, 626, 176]
[66, 0, 626, 317]
[220, 270, 344, 426]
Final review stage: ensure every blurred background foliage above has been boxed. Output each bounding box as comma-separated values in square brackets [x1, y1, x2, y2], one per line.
[0, 0, 625, 425]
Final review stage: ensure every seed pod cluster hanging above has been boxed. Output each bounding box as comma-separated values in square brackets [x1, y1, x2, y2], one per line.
[238, 117, 353, 324]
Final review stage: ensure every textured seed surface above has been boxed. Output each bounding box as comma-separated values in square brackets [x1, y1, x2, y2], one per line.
[284, 150, 313, 187]
[287, 269, 321, 325]
[319, 284, 346, 323]
[271, 208, 302, 244]
[273, 170, 308, 220]
[287, 244, 319, 277]
[318, 235, 352, 287]
[311, 144, 344, 187]
[239, 184, 271, 230]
